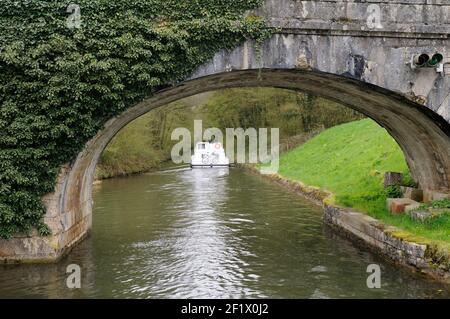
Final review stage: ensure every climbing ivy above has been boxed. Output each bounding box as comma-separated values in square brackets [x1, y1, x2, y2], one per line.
[0, 0, 270, 238]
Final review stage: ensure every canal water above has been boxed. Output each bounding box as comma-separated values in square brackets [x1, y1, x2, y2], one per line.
[0, 168, 449, 298]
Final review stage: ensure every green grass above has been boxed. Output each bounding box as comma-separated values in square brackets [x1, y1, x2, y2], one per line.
[279, 119, 450, 246]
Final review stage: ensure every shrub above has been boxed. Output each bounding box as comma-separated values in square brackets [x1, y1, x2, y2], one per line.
[401, 170, 418, 188]
[428, 199, 450, 210]
[384, 185, 402, 199]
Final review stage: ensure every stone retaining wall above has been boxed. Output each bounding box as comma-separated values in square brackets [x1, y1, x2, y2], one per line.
[324, 205, 450, 284]
[250, 169, 450, 284]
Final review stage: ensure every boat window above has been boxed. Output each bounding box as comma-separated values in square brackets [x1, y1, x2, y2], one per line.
[198, 144, 206, 150]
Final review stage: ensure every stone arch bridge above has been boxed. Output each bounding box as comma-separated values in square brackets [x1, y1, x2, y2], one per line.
[2, 0, 450, 262]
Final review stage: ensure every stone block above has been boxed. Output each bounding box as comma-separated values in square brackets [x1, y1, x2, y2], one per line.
[423, 190, 450, 202]
[405, 201, 421, 212]
[429, 208, 449, 217]
[384, 172, 403, 188]
[401, 186, 423, 202]
[409, 208, 448, 222]
[387, 198, 419, 214]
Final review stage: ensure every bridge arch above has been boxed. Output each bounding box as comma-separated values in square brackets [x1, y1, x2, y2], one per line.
[68, 67, 450, 225]
[9, 39, 450, 261]
[3, 0, 450, 262]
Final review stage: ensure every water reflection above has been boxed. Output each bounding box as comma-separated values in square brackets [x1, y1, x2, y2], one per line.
[138, 168, 250, 298]
[0, 168, 449, 299]
[171, 168, 248, 298]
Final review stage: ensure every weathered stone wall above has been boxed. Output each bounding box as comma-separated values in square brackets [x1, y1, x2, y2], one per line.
[194, 34, 450, 120]
[258, 0, 450, 38]
[256, 0, 450, 122]
[324, 205, 450, 284]
[2, 0, 450, 263]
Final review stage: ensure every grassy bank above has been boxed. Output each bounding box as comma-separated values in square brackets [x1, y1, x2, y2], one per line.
[279, 119, 450, 245]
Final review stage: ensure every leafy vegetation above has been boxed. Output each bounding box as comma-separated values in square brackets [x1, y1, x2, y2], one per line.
[418, 199, 450, 211]
[97, 88, 363, 178]
[200, 88, 363, 135]
[96, 101, 195, 179]
[279, 119, 450, 244]
[0, 0, 271, 238]
[401, 170, 418, 188]
[384, 185, 402, 199]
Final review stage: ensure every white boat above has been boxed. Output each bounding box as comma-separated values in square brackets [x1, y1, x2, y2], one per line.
[191, 141, 230, 168]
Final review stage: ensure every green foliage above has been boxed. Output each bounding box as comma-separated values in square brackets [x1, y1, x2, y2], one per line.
[0, 0, 270, 238]
[279, 119, 409, 197]
[421, 199, 450, 210]
[96, 101, 195, 179]
[401, 170, 418, 188]
[414, 199, 450, 213]
[200, 88, 363, 139]
[429, 199, 450, 209]
[97, 88, 363, 178]
[384, 185, 402, 199]
[278, 119, 450, 244]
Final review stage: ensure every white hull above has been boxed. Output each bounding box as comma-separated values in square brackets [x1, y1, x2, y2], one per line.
[191, 141, 230, 168]
[191, 164, 230, 168]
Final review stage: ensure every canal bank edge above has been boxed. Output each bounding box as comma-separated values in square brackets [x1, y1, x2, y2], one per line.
[1, 165, 449, 285]
[245, 166, 450, 284]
